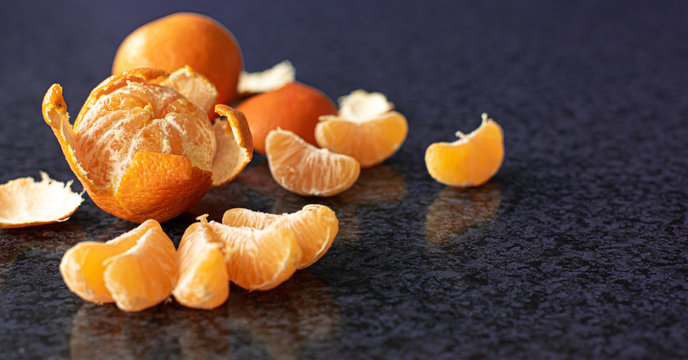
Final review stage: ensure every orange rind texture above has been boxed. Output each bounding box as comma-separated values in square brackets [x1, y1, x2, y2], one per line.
[237, 81, 338, 154]
[0, 172, 83, 228]
[316, 89, 408, 168]
[222, 204, 338, 269]
[425, 113, 504, 187]
[42, 68, 253, 223]
[59, 219, 177, 312]
[266, 128, 360, 197]
[112, 12, 243, 105]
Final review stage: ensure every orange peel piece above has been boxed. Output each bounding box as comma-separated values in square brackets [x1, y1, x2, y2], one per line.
[0, 172, 83, 228]
[237, 60, 295, 95]
[316, 89, 408, 168]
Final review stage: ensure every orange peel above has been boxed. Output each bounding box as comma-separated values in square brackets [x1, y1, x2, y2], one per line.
[237, 60, 295, 95]
[0, 172, 83, 228]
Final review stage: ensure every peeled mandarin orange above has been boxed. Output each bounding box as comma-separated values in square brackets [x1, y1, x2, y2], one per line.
[59, 219, 177, 312]
[316, 90, 408, 168]
[237, 82, 338, 154]
[222, 204, 338, 269]
[425, 113, 504, 187]
[42, 68, 253, 223]
[0, 172, 83, 228]
[173, 216, 229, 310]
[178, 215, 302, 292]
[265, 129, 360, 197]
[112, 12, 243, 105]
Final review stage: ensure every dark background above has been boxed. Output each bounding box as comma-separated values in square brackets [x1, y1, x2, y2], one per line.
[1, 0, 687, 359]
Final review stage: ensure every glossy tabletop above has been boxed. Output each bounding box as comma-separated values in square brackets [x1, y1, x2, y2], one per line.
[1, 0, 687, 359]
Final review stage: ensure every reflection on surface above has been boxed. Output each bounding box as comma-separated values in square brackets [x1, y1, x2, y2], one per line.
[425, 184, 501, 245]
[69, 271, 338, 359]
[0, 222, 84, 279]
[228, 271, 340, 360]
[340, 165, 407, 205]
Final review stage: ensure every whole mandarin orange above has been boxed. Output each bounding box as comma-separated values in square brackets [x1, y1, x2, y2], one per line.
[237, 82, 338, 154]
[112, 12, 243, 106]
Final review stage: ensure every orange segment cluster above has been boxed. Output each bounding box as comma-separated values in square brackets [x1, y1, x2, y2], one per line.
[59, 220, 177, 312]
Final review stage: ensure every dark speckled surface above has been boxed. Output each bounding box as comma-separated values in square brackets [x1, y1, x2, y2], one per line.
[1, 0, 688, 359]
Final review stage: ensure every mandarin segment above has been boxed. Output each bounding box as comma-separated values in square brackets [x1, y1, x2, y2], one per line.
[59, 220, 177, 311]
[237, 82, 338, 154]
[222, 204, 338, 269]
[42, 69, 252, 223]
[173, 220, 229, 310]
[316, 89, 408, 167]
[266, 129, 360, 197]
[425, 113, 504, 187]
[176, 217, 302, 292]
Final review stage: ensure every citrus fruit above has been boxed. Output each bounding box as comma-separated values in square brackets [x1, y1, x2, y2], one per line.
[237, 82, 338, 154]
[425, 113, 504, 187]
[112, 12, 242, 106]
[42, 68, 253, 223]
[265, 128, 360, 197]
[222, 204, 338, 269]
[173, 216, 229, 310]
[0, 172, 83, 228]
[178, 215, 302, 292]
[316, 89, 408, 167]
[59, 219, 177, 312]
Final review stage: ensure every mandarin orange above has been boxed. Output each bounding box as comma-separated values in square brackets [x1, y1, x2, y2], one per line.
[237, 82, 338, 154]
[425, 113, 504, 187]
[222, 204, 338, 269]
[265, 129, 360, 197]
[59, 219, 177, 312]
[42, 68, 252, 223]
[112, 12, 243, 106]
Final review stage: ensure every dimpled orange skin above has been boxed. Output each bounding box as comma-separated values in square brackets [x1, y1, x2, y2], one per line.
[237, 82, 338, 154]
[112, 12, 243, 106]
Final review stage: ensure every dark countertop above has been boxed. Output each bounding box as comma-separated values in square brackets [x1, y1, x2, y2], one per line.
[1, 0, 687, 359]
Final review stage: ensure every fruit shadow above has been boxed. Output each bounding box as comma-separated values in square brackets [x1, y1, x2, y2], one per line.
[68, 271, 338, 360]
[424, 183, 502, 246]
